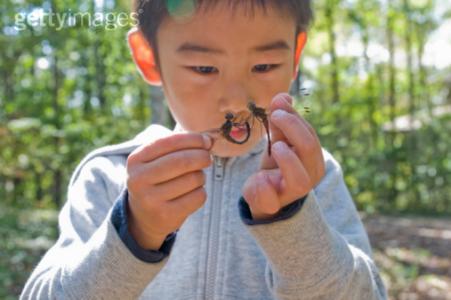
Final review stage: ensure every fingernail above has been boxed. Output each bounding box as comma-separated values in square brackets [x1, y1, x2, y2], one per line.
[275, 93, 292, 105]
[272, 141, 287, 153]
[271, 109, 287, 120]
[282, 94, 293, 105]
[203, 135, 212, 149]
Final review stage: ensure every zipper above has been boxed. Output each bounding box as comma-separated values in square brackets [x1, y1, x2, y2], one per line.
[213, 156, 225, 181]
[204, 155, 225, 300]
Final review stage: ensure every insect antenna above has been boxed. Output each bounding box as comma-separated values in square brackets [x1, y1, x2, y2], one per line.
[300, 87, 312, 114]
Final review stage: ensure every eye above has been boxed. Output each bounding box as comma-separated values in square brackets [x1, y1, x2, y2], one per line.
[253, 64, 280, 73]
[189, 66, 218, 75]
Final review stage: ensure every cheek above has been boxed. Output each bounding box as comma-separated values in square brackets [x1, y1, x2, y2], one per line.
[262, 66, 293, 88]
[254, 75, 292, 107]
[165, 88, 218, 132]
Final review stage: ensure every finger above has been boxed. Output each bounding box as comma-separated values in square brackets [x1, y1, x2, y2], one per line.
[270, 109, 316, 159]
[143, 149, 212, 184]
[242, 173, 259, 206]
[261, 95, 294, 169]
[270, 110, 323, 183]
[255, 172, 281, 215]
[149, 171, 206, 202]
[268, 93, 311, 141]
[129, 133, 212, 164]
[166, 186, 207, 217]
[266, 93, 297, 149]
[297, 114, 318, 139]
[271, 141, 311, 197]
[268, 93, 316, 144]
[271, 110, 323, 182]
[269, 93, 298, 115]
[293, 117, 325, 184]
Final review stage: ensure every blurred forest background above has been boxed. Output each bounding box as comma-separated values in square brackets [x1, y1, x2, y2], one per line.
[1, 0, 450, 299]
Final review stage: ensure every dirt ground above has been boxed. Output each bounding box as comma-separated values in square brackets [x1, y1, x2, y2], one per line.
[363, 215, 451, 300]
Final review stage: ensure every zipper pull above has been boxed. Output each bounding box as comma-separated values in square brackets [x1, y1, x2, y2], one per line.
[213, 156, 225, 181]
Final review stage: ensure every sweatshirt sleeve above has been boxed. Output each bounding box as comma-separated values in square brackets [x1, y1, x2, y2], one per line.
[239, 149, 388, 300]
[20, 155, 170, 300]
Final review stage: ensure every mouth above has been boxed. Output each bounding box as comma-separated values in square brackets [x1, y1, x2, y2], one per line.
[226, 122, 251, 144]
[229, 122, 250, 142]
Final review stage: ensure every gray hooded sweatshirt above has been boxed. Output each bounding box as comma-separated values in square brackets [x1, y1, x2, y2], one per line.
[21, 124, 387, 300]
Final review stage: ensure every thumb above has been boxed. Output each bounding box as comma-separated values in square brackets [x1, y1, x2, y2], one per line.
[253, 172, 281, 217]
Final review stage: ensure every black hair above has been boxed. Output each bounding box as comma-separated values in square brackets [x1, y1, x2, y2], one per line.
[134, 0, 313, 69]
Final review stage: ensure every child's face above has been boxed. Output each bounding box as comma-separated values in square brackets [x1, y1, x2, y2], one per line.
[133, 3, 303, 157]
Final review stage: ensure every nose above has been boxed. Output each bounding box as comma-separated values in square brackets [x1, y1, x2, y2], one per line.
[218, 82, 250, 115]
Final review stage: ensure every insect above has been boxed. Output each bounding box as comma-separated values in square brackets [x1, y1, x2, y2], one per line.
[216, 100, 272, 156]
[247, 101, 272, 156]
[220, 112, 251, 145]
[206, 92, 312, 156]
[300, 88, 311, 113]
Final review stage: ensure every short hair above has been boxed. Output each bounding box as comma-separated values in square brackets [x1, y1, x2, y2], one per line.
[133, 0, 313, 68]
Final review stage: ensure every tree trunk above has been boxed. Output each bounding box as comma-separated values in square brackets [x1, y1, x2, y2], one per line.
[403, 0, 416, 130]
[386, 4, 398, 204]
[415, 23, 431, 117]
[387, 12, 396, 143]
[51, 44, 62, 207]
[325, 0, 340, 103]
[362, 29, 378, 148]
[35, 170, 44, 203]
[403, 0, 420, 204]
[94, 38, 106, 110]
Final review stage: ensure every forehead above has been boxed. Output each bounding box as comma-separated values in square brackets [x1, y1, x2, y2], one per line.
[157, 2, 297, 53]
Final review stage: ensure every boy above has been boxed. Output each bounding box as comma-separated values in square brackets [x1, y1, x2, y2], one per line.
[21, 0, 387, 299]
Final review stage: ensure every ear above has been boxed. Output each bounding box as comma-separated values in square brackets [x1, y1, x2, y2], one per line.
[127, 28, 162, 86]
[292, 31, 307, 79]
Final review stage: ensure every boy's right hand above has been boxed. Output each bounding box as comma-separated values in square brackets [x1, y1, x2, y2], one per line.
[126, 133, 213, 250]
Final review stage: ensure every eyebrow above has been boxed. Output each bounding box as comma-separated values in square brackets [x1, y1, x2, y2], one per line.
[176, 40, 291, 54]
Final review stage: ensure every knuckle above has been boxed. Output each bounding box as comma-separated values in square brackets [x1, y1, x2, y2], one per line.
[148, 160, 162, 176]
[194, 171, 206, 186]
[178, 150, 210, 171]
[316, 163, 326, 182]
[261, 200, 280, 215]
[126, 177, 135, 192]
[126, 152, 139, 167]
[303, 138, 316, 154]
[295, 184, 308, 196]
[138, 186, 160, 207]
[187, 171, 204, 188]
[304, 177, 313, 190]
[244, 194, 256, 209]
[195, 187, 207, 204]
[199, 151, 212, 167]
[144, 188, 158, 203]
[285, 113, 299, 127]
[178, 152, 192, 170]
[154, 137, 171, 149]
[126, 173, 139, 192]
[154, 206, 171, 223]
[307, 123, 316, 135]
[266, 205, 280, 215]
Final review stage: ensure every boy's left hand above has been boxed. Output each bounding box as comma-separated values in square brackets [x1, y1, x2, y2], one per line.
[242, 93, 325, 220]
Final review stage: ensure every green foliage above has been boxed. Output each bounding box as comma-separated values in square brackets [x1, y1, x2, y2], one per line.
[0, 204, 58, 298]
[301, 0, 451, 215]
[1, 0, 150, 207]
